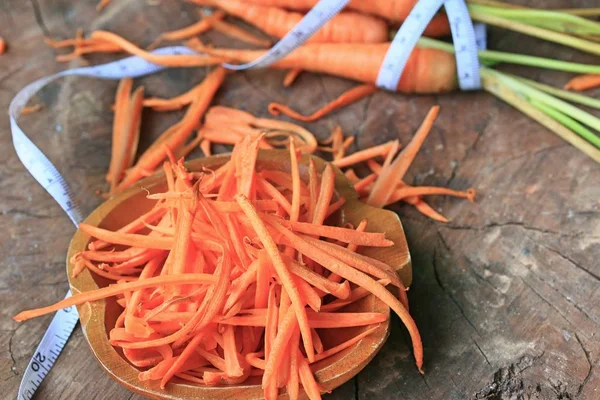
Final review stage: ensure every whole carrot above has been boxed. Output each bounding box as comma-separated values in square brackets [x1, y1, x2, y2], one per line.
[191, 41, 457, 94]
[232, 0, 451, 37]
[190, 0, 389, 43]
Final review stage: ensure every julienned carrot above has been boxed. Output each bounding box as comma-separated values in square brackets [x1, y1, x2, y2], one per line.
[283, 68, 303, 87]
[235, 194, 315, 362]
[276, 223, 423, 372]
[191, 42, 458, 94]
[13, 274, 216, 322]
[269, 84, 378, 122]
[107, 78, 133, 190]
[0, 37, 6, 54]
[564, 73, 600, 91]
[151, 10, 226, 46]
[236, 0, 450, 37]
[118, 67, 226, 191]
[90, 31, 227, 67]
[387, 186, 476, 204]
[19, 104, 43, 115]
[143, 80, 206, 111]
[333, 140, 397, 169]
[16, 138, 427, 399]
[191, 0, 389, 44]
[368, 106, 439, 208]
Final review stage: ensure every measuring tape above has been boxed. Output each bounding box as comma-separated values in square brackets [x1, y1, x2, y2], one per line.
[17, 295, 79, 400]
[222, 0, 350, 70]
[10, 46, 200, 400]
[377, 0, 484, 91]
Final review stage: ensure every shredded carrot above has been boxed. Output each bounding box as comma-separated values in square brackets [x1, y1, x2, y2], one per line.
[268, 84, 377, 122]
[150, 10, 226, 48]
[20, 104, 43, 115]
[368, 106, 439, 208]
[564, 73, 600, 91]
[0, 37, 6, 54]
[89, 31, 228, 67]
[283, 68, 303, 87]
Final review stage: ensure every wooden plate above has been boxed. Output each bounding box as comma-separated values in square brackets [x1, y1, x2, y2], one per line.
[66, 150, 411, 399]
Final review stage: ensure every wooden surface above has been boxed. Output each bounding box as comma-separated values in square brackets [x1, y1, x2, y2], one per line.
[0, 1, 599, 399]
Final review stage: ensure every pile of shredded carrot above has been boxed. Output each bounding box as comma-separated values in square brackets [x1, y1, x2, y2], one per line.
[15, 134, 424, 399]
[103, 69, 474, 221]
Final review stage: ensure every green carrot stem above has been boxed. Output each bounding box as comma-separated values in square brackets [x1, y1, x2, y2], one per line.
[468, 8, 600, 56]
[468, 5, 600, 35]
[418, 37, 600, 74]
[486, 69, 600, 134]
[480, 67, 600, 163]
[529, 99, 600, 148]
[507, 75, 600, 111]
[467, 0, 600, 17]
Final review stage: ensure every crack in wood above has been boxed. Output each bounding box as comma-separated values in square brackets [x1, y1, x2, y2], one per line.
[433, 234, 481, 335]
[573, 333, 593, 397]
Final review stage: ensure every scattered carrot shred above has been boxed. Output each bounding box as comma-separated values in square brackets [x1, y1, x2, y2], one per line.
[20, 104, 43, 115]
[564, 73, 600, 91]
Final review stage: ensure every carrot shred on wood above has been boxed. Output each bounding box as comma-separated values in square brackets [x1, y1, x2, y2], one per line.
[564, 73, 600, 91]
[268, 84, 377, 122]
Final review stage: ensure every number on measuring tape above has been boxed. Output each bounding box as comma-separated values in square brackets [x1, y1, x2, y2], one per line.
[17, 293, 79, 400]
[10, 47, 199, 400]
[222, 0, 350, 70]
[377, 0, 484, 92]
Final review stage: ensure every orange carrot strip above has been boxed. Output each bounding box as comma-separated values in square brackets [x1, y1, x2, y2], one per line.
[160, 331, 205, 388]
[223, 325, 244, 377]
[368, 106, 439, 208]
[107, 78, 133, 189]
[90, 31, 227, 67]
[20, 104, 43, 115]
[269, 84, 377, 122]
[311, 164, 335, 226]
[118, 67, 226, 191]
[287, 330, 300, 399]
[283, 68, 302, 87]
[235, 195, 315, 362]
[80, 223, 173, 249]
[288, 221, 393, 247]
[564, 73, 600, 91]
[283, 254, 350, 299]
[200, 139, 212, 156]
[265, 285, 279, 360]
[332, 140, 396, 169]
[268, 222, 423, 372]
[354, 173, 377, 194]
[14, 274, 216, 322]
[307, 158, 319, 222]
[289, 140, 301, 223]
[387, 186, 476, 205]
[312, 325, 379, 363]
[219, 311, 387, 328]
[0, 37, 6, 54]
[143, 80, 205, 111]
[298, 351, 321, 400]
[154, 10, 226, 43]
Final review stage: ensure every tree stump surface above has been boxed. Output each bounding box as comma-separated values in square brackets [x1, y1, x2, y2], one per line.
[0, 1, 598, 399]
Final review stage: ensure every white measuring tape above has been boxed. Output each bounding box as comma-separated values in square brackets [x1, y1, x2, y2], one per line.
[377, 0, 485, 91]
[222, 0, 350, 70]
[12, 1, 484, 396]
[11, 47, 199, 400]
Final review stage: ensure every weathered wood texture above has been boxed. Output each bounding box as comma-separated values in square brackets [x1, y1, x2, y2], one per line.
[1, 1, 598, 399]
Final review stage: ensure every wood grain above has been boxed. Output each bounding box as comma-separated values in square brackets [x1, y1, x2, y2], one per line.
[1, 1, 599, 399]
